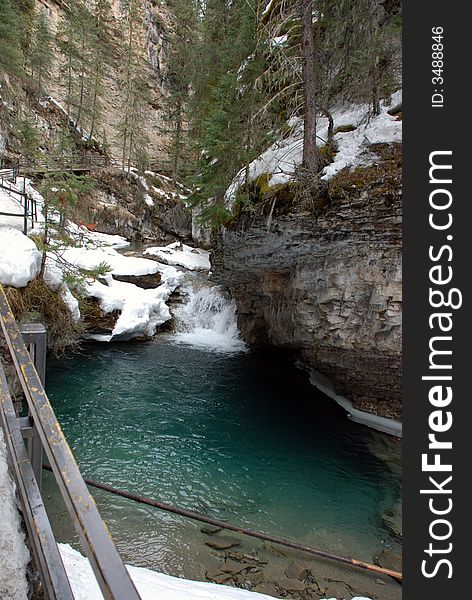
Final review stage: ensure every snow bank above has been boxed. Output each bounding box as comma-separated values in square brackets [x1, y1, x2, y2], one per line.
[85, 264, 183, 342]
[59, 543, 275, 600]
[0, 226, 42, 287]
[0, 429, 30, 600]
[66, 222, 130, 249]
[144, 242, 211, 272]
[60, 245, 159, 277]
[128, 170, 155, 207]
[225, 91, 402, 208]
[49, 235, 185, 341]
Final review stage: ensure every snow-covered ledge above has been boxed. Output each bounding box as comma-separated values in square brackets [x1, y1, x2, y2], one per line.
[308, 369, 402, 438]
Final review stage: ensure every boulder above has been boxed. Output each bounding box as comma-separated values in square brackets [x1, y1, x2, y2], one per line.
[204, 536, 241, 551]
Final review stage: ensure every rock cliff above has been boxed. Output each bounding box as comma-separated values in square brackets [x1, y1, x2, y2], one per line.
[212, 143, 402, 420]
[33, 0, 171, 162]
[76, 169, 192, 243]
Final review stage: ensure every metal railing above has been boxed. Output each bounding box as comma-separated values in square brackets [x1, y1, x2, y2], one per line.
[0, 286, 141, 600]
[0, 175, 38, 235]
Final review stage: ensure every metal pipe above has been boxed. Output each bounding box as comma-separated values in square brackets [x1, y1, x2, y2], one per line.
[42, 465, 402, 582]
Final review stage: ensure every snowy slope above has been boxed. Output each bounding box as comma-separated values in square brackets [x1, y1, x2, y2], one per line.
[225, 91, 402, 209]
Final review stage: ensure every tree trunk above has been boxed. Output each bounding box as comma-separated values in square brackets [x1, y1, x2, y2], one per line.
[172, 101, 182, 184]
[318, 105, 334, 147]
[301, 0, 317, 173]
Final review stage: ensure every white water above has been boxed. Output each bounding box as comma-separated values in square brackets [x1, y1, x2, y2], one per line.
[173, 285, 248, 353]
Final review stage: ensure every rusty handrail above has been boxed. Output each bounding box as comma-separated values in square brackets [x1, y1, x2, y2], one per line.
[0, 286, 141, 600]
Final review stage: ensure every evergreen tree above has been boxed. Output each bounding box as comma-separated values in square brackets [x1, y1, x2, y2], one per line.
[72, 4, 95, 130]
[0, 0, 23, 78]
[118, 0, 151, 172]
[190, 0, 269, 218]
[56, 3, 96, 131]
[13, 114, 40, 165]
[56, 3, 83, 122]
[11, 0, 35, 61]
[88, 0, 113, 138]
[29, 9, 54, 100]
[162, 0, 199, 182]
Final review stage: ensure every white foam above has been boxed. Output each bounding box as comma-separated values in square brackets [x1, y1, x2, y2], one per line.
[174, 285, 247, 353]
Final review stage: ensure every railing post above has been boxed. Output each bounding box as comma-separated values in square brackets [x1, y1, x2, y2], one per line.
[20, 323, 47, 490]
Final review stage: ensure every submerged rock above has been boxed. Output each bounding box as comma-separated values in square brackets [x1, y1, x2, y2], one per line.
[375, 549, 402, 572]
[201, 525, 223, 535]
[284, 560, 311, 581]
[204, 536, 241, 551]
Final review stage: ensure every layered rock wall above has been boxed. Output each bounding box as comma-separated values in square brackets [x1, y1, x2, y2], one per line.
[212, 145, 402, 420]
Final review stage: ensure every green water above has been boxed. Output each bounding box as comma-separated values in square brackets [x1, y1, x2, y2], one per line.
[45, 338, 401, 580]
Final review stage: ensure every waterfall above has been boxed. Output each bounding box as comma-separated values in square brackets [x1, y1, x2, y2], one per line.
[173, 285, 247, 353]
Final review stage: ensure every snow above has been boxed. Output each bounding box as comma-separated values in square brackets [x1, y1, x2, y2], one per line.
[128, 170, 155, 207]
[0, 429, 30, 600]
[84, 264, 183, 342]
[60, 245, 160, 277]
[66, 222, 130, 249]
[58, 543, 275, 600]
[145, 170, 192, 195]
[225, 91, 402, 208]
[263, 0, 275, 16]
[271, 34, 288, 46]
[0, 226, 42, 287]
[0, 182, 24, 229]
[144, 242, 211, 272]
[0, 175, 191, 340]
[51, 236, 184, 341]
[321, 92, 402, 180]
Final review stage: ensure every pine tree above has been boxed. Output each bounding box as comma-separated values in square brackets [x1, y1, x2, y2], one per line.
[56, 3, 83, 122]
[162, 0, 199, 182]
[72, 4, 95, 130]
[118, 0, 151, 172]
[88, 0, 113, 139]
[29, 9, 54, 100]
[38, 170, 95, 278]
[13, 114, 40, 165]
[300, 0, 317, 171]
[189, 0, 270, 220]
[0, 0, 23, 78]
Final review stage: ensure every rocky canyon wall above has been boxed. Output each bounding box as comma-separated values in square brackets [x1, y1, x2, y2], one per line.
[34, 0, 171, 162]
[212, 143, 402, 421]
